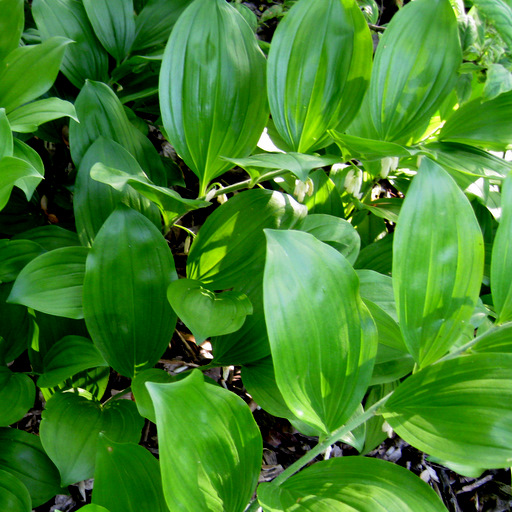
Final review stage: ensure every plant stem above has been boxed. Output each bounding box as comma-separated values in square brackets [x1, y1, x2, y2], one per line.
[209, 170, 292, 199]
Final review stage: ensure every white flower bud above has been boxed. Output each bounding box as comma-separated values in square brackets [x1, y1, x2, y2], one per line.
[294, 178, 314, 202]
[380, 156, 399, 179]
[345, 168, 362, 198]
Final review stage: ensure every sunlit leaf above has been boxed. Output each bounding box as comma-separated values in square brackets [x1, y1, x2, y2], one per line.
[0, 0, 24, 62]
[472, 322, 512, 353]
[472, 0, 512, 50]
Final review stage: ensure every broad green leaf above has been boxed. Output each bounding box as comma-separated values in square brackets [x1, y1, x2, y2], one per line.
[12, 225, 80, 251]
[90, 163, 210, 229]
[160, 0, 268, 196]
[223, 153, 340, 183]
[74, 138, 162, 246]
[427, 456, 485, 479]
[32, 0, 109, 88]
[147, 370, 262, 512]
[351, 0, 461, 144]
[296, 214, 360, 264]
[439, 90, 512, 150]
[0, 157, 43, 212]
[472, 322, 512, 353]
[0, 239, 46, 283]
[8, 247, 88, 319]
[472, 0, 512, 50]
[264, 229, 377, 434]
[0, 0, 23, 62]
[483, 63, 512, 101]
[382, 353, 512, 469]
[167, 279, 252, 343]
[132, 0, 193, 51]
[0, 366, 35, 426]
[0, 37, 72, 113]
[81, 506, 111, 512]
[83, 0, 135, 62]
[302, 169, 344, 217]
[0, 469, 31, 512]
[354, 233, 393, 274]
[93, 435, 168, 512]
[258, 457, 447, 512]
[69, 81, 166, 185]
[0, 110, 12, 160]
[83, 206, 177, 377]
[7, 98, 78, 133]
[37, 335, 108, 389]
[40, 392, 144, 486]
[0, 428, 62, 507]
[12, 139, 45, 179]
[491, 172, 512, 323]
[393, 158, 484, 367]
[357, 270, 398, 321]
[267, 0, 372, 152]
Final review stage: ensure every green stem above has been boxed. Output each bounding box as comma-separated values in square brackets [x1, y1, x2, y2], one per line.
[245, 500, 261, 512]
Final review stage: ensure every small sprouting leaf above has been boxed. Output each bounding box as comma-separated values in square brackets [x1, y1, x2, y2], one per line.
[0, 469, 31, 512]
[0, 366, 35, 427]
[147, 370, 262, 512]
[167, 279, 252, 343]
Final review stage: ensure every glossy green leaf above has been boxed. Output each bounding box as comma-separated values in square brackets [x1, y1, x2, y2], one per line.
[74, 138, 162, 246]
[147, 369, 261, 512]
[69, 81, 166, 184]
[32, 0, 109, 88]
[267, 0, 372, 152]
[93, 435, 168, 512]
[0, 239, 46, 283]
[296, 214, 360, 264]
[491, 172, 512, 323]
[90, 163, 210, 229]
[0, 0, 23, 62]
[472, 0, 512, 50]
[81, 505, 111, 512]
[167, 279, 252, 343]
[439, 90, 512, 150]
[472, 322, 512, 353]
[0, 428, 62, 507]
[258, 457, 447, 512]
[223, 153, 340, 183]
[40, 392, 144, 486]
[393, 158, 484, 367]
[37, 336, 108, 389]
[0, 37, 72, 113]
[83, 206, 177, 377]
[0, 157, 43, 212]
[357, 270, 398, 321]
[352, 0, 461, 144]
[83, 0, 135, 62]
[12, 139, 44, 179]
[382, 353, 512, 468]
[0, 469, 31, 512]
[264, 229, 377, 434]
[0, 366, 35, 426]
[12, 225, 80, 251]
[302, 169, 344, 217]
[132, 0, 193, 51]
[160, 0, 268, 196]
[8, 247, 88, 319]
[7, 98, 78, 133]
[0, 110, 12, 161]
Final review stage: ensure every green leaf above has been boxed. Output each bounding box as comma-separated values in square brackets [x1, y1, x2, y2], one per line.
[0, 366, 35, 426]
[267, 0, 372, 152]
[439, 90, 512, 151]
[8, 247, 88, 319]
[40, 392, 144, 486]
[483, 63, 512, 101]
[472, 322, 512, 353]
[491, 172, 512, 324]
[354, 232, 394, 274]
[69, 81, 166, 184]
[159, 0, 268, 196]
[0, 157, 43, 212]
[12, 225, 80, 251]
[0, 428, 62, 507]
[83, 0, 135, 62]
[393, 158, 484, 367]
[264, 229, 377, 435]
[167, 279, 252, 343]
[0, 37, 72, 113]
[0, 110, 12, 160]
[351, 0, 461, 144]
[90, 162, 210, 229]
[147, 370, 261, 512]
[382, 353, 512, 469]
[74, 138, 162, 246]
[472, 0, 512, 50]
[81, 505, 111, 512]
[0, 469, 31, 512]
[83, 206, 177, 378]
[7, 98, 78, 133]
[132, 0, 193, 52]
[0, 0, 24, 62]
[223, 153, 340, 183]
[12, 139, 45, 179]
[37, 335, 108, 389]
[32, 0, 109, 88]
[0, 239, 46, 283]
[296, 214, 360, 264]
[302, 169, 344, 217]
[258, 457, 447, 512]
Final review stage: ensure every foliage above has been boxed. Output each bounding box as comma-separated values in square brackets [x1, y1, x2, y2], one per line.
[1, 0, 512, 510]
